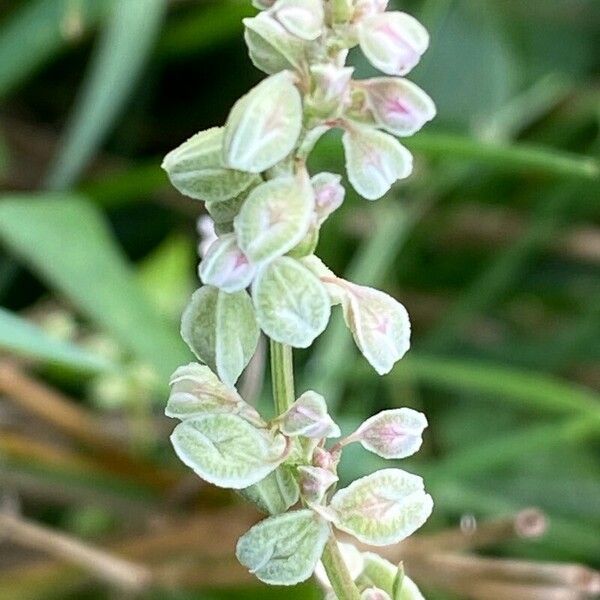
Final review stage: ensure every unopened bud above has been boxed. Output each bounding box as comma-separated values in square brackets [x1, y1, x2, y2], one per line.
[361, 588, 391, 600]
[311, 172, 345, 224]
[350, 408, 427, 459]
[298, 465, 338, 503]
[307, 63, 354, 118]
[278, 391, 341, 438]
[272, 0, 324, 41]
[358, 11, 429, 76]
[199, 234, 256, 293]
[362, 77, 436, 136]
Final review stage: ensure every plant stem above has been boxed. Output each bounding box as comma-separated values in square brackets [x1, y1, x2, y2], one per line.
[270, 340, 295, 414]
[269, 339, 361, 600]
[321, 533, 362, 600]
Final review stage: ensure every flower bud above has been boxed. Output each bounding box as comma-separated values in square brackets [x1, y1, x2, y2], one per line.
[362, 77, 436, 136]
[199, 234, 256, 293]
[272, 0, 324, 41]
[278, 390, 341, 438]
[351, 408, 427, 459]
[312, 445, 340, 470]
[361, 588, 391, 600]
[311, 172, 345, 224]
[298, 465, 338, 504]
[353, 0, 389, 20]
[358, 12, 429, 76]
[342, 123, 413, 200]
[307, 64, 354, 118]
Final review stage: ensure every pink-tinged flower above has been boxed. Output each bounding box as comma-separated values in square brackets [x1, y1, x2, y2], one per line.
[199, 234, 256, 293]
[298, 465, 338, 503]
[312, 446, 340, 470]
[362, 77, 436, 136]
[311, 172, 345, 224]
[278, 391, 341, 438]
[358, 11, 429, 76]
[272, 0, 325, 41]
[350, 407, 427, 459]
[361, 588, 391, 600]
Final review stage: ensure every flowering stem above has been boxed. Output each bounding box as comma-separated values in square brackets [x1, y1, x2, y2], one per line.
[321, 533, 362, 600]
[270, 340, 295, 414]
[269, 340, 360, 600]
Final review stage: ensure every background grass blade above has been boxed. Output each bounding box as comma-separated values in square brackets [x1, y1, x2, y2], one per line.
[0, 307, 113, 374]
[45, 0, 167, 190]
[0, 0, 108, 99]
[0, 195, 189, 380]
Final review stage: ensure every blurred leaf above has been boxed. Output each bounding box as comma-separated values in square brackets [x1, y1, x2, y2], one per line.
[0, 195, 189, 380]
[0, 306, 112, 374]
[0, 0, 108, 99]
[137, 234, 196, 321]
[45, 0, 167, 190]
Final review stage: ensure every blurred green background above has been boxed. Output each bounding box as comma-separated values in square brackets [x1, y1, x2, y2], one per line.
[0, 0, 598, 599]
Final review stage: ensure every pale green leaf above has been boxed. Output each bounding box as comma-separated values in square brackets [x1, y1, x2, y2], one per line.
[342, 124, 413, 200]
[162, 127, 258, 202]
[171, 413, 286, 489]
[166, 363, 262, 426]
[330, 469, 433, 545]
[180, 286, 260, 386]
[239, 465, 300, 515]
[252, 257, 331, 348]
[236, 509, 329, 585]
[223, 71, 303, 173]
[235, 176, 314, 264]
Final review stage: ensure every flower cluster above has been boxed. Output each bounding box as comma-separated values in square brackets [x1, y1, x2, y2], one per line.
[167, 363, 431, 588]
[162, 0, 435, 596]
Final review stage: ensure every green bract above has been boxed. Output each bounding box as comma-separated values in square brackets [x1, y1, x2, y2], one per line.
[171, 413, 287, 489]
[236, 509, 329, 585]
[234, 176, 314, 264]
[244, 12, 306, 75]
[252, 257, 331, 347]
[343, 124, 413, 200]
[180, 286, 259, 386]
[223, 71, 303, 173]
[162, 127, 258, 202]
[330, 469, 433, 545]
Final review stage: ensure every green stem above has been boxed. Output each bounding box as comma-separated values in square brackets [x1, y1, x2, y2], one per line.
[269, 340, 360, 600]
[321, 533, 362, 600]
[270, 340, 295, 414]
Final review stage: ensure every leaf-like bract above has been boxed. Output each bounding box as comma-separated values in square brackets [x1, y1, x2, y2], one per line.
[180, 286, 259, 386]
[236, 509, 329, 585]
[330, 468, 433, 545]
[223, 71, 302, 173]
[171, 413, 286, 489]
[252, 257, 331, 347]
